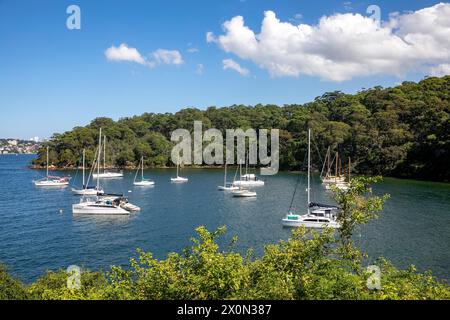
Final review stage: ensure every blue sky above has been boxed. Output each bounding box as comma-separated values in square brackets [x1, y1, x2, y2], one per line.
[0, 0, 447, 139]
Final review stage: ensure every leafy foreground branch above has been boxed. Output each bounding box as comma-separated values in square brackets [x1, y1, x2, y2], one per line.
[1, 178, 449, 300]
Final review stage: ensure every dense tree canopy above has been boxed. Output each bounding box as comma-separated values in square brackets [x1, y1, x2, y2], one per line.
[33, 76, 450, 181]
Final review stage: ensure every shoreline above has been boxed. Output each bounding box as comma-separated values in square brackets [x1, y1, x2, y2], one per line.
[26, 164, 450, 184]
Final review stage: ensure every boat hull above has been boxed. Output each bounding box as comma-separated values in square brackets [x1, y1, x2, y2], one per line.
[282, 216, 340, 229]
[233, 181, 265, 187]
[93, 172, 123, 179]
[134, 181, 155, 186]
[72, 202, 130, 215]
[232, 190, 257, 197]
[171, 177, 188, 183]
[34, 181, 69, 187]
[71, 188, 103, 195]
[218, 186, 239, 191]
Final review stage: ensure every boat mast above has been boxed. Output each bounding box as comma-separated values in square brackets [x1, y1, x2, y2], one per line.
[46, 146, 49, 180]
[224, 163, 227, 187]
[82, 149, 85, 188]
[307, 129, 311, 214]
[335, 151, 338, 183]
[245, 150, 248, 176]
[141, 156, 144, 180]
[97, 128, 102, 192]
[327, 147, 331, 178]
[103, 135, 106, 173]
[348, 157, 351, 181]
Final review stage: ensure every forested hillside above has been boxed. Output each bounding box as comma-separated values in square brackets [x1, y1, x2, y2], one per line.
[32, 76, 450, 181]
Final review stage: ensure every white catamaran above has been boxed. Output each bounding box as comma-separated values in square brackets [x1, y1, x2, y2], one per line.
[72, 148, 104, 195]
[33, 146, 70, 187]
[282, 129, 340, 229]
[133, 156, 155, 186]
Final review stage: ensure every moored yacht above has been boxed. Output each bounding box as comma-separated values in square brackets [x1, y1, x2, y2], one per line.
[72, 149, 104, 195]
[171, 163, 188, 183]
[218, 164, 239, 191]
[72, 128, 139, 215]
[33, 146, 70, 187]
[73, 196, 130, 215]
[232, 188, 257, 197]
[282, 129, 341, 229]
[133, 156, 155, 186]
[92, 135, 123, 179]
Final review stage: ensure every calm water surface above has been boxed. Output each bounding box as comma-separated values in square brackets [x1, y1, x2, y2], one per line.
[0, 155, 449, 283]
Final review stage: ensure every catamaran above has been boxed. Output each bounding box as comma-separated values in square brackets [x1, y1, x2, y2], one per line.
[92, 135, 123, 179]
[33, 146, 70, 187]
[171, 162, 188, 183]
[218, 163, 239, 191]
[133, 156, 155, 186]
[282, 129, 341, 229]
[72, 128, 139, 215]
[72, 149, 104, 195]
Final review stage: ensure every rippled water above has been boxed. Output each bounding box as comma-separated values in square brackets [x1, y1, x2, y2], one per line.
[0, 154, 449, 283]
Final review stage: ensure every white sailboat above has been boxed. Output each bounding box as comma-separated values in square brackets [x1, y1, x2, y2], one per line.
[33, 146, 70, 187]
[218, 163, 239, 191]
[282, 129, 340, 229]
[92, 136, 123, 179]
[232, 156, 265, 187]
[321, 149, 346, 184]
[232, 187, 257, 197]
[72, 149, 104, 195]
[72, 128, 135, 215]
[133, 156, 155, 186]
[171, 162, 188, 183]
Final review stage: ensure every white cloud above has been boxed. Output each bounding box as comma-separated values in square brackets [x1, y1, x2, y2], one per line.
[188, 47, 199, 53]
[152, 49, 184, 65]
[105, 43, 147, 65]
[429, 63, 450, 77]
[208, 3, 450, 81]
[196, 63, 204, 75]
[206, 31, 217, 43]
[105, 44, 184, 68]
[222, 58, 249, 76]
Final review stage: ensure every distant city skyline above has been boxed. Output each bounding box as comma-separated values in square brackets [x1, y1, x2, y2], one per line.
[1, 0, 449, 139]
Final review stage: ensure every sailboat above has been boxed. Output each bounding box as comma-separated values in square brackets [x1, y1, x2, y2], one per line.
[92, 135, 123, 179]
[282, 129, 340, 229]
[324, 156, 351, 191]
[72, 149, 104, 195]
[171, 162, 188, 183]
[33, 146, 70, 187]
[73, 128, 137, 215]
[217, 163, 239, 191]
[133, 156, 155, 186]
[232, 186, 257, 197]
[321, 149, 346, 184]
[232, 154, 265, 187]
